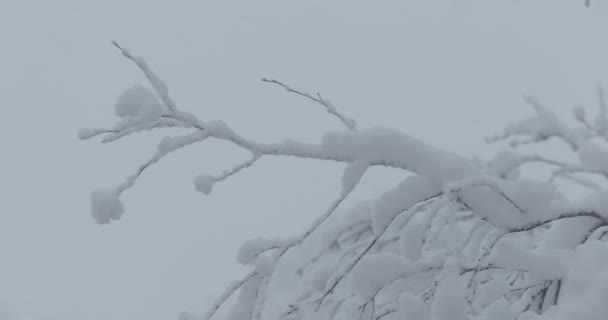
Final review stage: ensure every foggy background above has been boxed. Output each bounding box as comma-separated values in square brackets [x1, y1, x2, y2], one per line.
[0, 1, 607, 319]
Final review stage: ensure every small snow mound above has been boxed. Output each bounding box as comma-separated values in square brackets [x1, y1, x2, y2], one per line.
[158, 132, 210, 154]
[90, 188, 124, 224]
[114, 84, 162, 119]
[138, 99, 163, 122]
[254, 254, 277, 276]
[206, 120, 234, 139]
[237, 237, 274, 265]
[158, 136, 176, 154]
[194, 174, 215, 195]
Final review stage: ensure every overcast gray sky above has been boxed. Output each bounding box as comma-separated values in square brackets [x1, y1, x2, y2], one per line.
[1, 1, 607, 319]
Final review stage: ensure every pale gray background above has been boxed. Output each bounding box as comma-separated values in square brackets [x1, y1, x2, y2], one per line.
[0, 1, 606, 319]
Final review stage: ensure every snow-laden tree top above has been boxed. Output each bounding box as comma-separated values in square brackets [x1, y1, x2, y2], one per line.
[81, 43, 608, 320]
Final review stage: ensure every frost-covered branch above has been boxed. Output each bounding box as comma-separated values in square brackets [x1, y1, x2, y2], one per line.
[509, 210, 608, 234]
[487, 96, 585, 150]
[84, 45, 608, 320]
[203, 272, 257, 320]
[316, 182, 441, 307]
[113, 41, 178, 113]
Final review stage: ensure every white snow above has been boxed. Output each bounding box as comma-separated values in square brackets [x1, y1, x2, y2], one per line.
[536, 218, 597, 251]
[205, 120, 235, 140]
[569, 190, 608, 219]
[335, 297, 367, 320]
[351, 253, 411, 298]
[320, 127, 481, 183]
[237, 237, 286, 266]
[445, 177, 564, 231]
[399, 293, 427, 320]
[431, 258, 466, 320]
[114, 84, 163, 120]
[578, 141, 608, 172]
[90, 188, 124, 224]
[479, 298, 516, 320]
[498, 96, 584, 149]
[77, 128, 105, 140]
[157, 131, 210, 154]
[400, 214, 425, 261]
[486, 151, 526, 178]
[194, 174, 215, 195]
[341, 161, 368, 192]
[254, 254, 277, 276]
[311, 263, 334, 292]
[371, 175, 439, 235]
[490, 239, 575, 280]
[225, 276, 263, 320]
[517, 241, 608, 320]
[351, 253, 441, 299]
[476, 277, 511, 308]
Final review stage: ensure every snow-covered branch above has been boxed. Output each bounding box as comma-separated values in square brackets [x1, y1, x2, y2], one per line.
[83, 44, 608, 320]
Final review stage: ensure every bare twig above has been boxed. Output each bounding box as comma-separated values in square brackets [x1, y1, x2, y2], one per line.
[262, 78, 357, 131]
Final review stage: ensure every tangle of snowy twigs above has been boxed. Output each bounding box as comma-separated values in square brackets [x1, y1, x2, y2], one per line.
[82, 43, 608, 320]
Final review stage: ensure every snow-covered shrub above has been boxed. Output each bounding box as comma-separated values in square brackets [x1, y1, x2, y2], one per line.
[81, 43, 608, 320]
